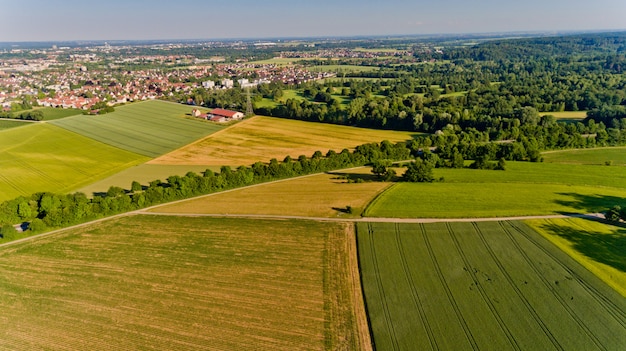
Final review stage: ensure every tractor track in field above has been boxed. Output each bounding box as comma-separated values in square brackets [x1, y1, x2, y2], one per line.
[507, 222, 626, 329]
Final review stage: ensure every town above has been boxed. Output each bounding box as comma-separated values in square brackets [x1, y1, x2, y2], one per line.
[0, 40, 416, 113]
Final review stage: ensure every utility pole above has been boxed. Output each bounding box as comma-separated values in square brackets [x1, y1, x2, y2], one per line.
[245, 87, 254, 116]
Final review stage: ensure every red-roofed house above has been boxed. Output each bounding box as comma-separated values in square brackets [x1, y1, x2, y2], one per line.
[210, 108, 244, 120]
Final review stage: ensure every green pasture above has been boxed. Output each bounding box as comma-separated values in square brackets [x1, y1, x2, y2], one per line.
[358, 221, 626, 350]
[308, 65, 381, 73]
[0, 215, 362, 350]
[526, 217, 626, 297]
[0, 119, 32, 130]
[38, 107, 83, 120]
[364, 161, 626, 218]
[50, 100, 224, 157]
[0, 123, 149, 202]
[542, 146, 626, 166]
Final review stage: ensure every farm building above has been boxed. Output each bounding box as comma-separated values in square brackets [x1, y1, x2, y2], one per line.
[192, 108, 244, 122]
[210, 108, 244, 120]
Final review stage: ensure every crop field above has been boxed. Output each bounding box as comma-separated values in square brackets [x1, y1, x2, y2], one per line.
[364, 161, 626, 218]
[0, 123, 149, 202]
[0, 119, 31, 130]
[0, 215, 369, 351]
[50, 100, 224, 157]
[357, 221, 626, 350]
[150, 116, 417, 167]
[526, 217, 626, 297]
[149, 168, 391, 218]
[542, 146, 626, 166]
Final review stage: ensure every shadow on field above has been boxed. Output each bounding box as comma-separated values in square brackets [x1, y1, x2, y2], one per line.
[540, 221, 626, 272]
[327, 171, 380, 182]
[554, 193, 626, 213]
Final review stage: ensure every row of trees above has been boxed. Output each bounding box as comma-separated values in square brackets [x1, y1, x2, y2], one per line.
[0, 110, 44, 121]
[0, 140, 411, 238]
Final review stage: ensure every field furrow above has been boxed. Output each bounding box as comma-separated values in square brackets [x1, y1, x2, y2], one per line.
[358, 222, 626, 351]
[0, 216, 361, 350]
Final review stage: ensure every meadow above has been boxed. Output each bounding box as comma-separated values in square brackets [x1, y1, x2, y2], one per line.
[150, 116, 417, 167]
[0, 215, 369, 351]
[364, 161, 626, 218]
[50, 100, 223, 157]
[542, 146, 626, 165]
[526, 217, 626, 297]
[37, 107, 83, 120]
[357, 221, 626, 350]
[0, 123, 149, 202]
[0, 119, 31, 130]
[149, 168, 391, 218]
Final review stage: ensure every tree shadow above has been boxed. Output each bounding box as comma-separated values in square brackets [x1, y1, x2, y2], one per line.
[326, 171, 380, 182]
[554, 193, 626, 213]
[539, 219, 626, 272]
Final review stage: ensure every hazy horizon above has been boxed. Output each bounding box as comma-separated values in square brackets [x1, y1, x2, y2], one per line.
[3, 0, 625, 42]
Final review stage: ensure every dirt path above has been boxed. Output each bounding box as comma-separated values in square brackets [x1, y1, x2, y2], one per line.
[138, 211, 604, 223]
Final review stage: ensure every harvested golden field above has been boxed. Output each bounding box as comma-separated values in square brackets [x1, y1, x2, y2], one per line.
[148, 168, 391, 218]
[149, 116, 416, 167]
[0, 215, 369, 350]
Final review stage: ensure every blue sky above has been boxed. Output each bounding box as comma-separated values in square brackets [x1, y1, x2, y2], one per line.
[2, 0, 625, 41]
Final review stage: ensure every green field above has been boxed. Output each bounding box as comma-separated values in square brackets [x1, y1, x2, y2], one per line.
[38, 107, 83, 120]
[358, 221, 626, 350]
[543, 147, 626, 166]
[0, 215, 369, 350]
[0, 123, 149, 202]
[527, 217, 626, 297]
[0, 119, 32, 130]
[50, 100, 224, 157]
[364, 161, 626, 218]
[309, 65, 381, 73]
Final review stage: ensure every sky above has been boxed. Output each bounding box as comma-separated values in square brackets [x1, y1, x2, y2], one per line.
[1, 0, 625, 42]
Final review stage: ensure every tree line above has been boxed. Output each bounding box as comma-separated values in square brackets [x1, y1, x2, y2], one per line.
[0, 140, 411, 240]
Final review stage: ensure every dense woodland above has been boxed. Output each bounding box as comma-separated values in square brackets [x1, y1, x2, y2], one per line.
[186, 32, 626, 156]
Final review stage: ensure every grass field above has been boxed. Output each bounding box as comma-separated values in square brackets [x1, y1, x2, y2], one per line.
[526, 217, 626, 297]
[543, 146, 626, 166]
[50, 100, 224, 157]
[150, 116, 417, 167]
[358, 221, 626, 350]
[309, 65, 381, 73]
[0, 123, 149, 202]
[364, 161, 626, 218]
[0, 119, 32, 130]
[0, 215, 369, 350]
[540, 111, 588, 120]
[38, 107, 83, 120]
[149, 168, 391, 218]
